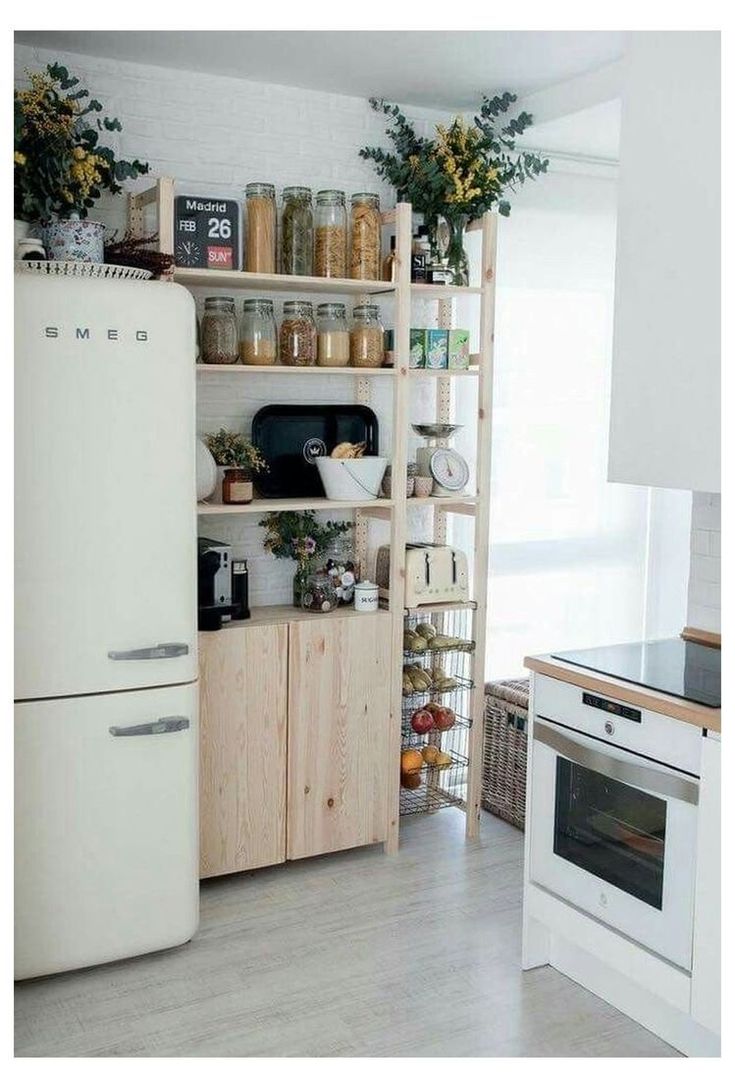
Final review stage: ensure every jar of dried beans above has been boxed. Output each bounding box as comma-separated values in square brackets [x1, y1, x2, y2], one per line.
[314, 190, 347, 278]
[316, 302, 350, 367]
[245, 182, 276, 273]
[279, 300, 317, 366]
[201, 297, 239, 365]
[350, 192, 381, 280]
[350, 303, 385, 368]
[239, 298, 277, 366]
[281, 186, 313, 276]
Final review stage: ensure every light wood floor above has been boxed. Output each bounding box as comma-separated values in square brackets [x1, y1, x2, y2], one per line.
[15, 809, 678, 1057]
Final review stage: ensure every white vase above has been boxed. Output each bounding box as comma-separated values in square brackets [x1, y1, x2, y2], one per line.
[196, 438, 217, 501]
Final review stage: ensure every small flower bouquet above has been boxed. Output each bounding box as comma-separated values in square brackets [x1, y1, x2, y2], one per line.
[259, 511, 352, 606]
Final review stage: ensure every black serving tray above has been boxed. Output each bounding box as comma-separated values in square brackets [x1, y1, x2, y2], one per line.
[252, 404, 379, 498]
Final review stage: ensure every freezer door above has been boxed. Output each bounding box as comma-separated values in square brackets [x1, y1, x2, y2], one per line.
[15, 277, 197, 699]
[15, 683, 199, 980]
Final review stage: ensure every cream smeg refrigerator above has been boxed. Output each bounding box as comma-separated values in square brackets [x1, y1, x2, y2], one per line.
[14, 274, 199, 980]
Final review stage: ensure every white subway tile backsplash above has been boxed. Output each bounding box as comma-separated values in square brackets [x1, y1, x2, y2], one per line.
[687, 490, 721, 632]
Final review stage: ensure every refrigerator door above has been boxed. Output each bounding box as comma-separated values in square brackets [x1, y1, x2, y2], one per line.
[15, 683, 199, 980]
[15, 277, 197, 699]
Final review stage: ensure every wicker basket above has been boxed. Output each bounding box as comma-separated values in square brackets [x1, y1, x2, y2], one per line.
[481, 677, 529, 830]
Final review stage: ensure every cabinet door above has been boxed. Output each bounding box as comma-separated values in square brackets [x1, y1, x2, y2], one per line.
[287, 612, 392, 859]
[691, 734, 721, 1035]
[199, 623, 288, 877]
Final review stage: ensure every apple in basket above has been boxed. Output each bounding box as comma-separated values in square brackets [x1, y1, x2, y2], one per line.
[427, 703, 455, 731]
[410, 708, 435, 735]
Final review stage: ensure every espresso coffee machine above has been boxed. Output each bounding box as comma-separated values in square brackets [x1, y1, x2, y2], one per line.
[198, 537, 250, 630]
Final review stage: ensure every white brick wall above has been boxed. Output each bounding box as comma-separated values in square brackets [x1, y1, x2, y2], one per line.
[687, 492, 721, 633]
[14, 43, 442, 605]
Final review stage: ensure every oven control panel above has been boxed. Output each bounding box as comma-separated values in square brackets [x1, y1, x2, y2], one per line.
[582, 692, 641, 722]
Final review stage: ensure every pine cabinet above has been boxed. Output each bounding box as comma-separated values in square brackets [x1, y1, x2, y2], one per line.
[198, 623, 288, 878]
[287, 612, 392, 860]
[198, 610, 393, 877]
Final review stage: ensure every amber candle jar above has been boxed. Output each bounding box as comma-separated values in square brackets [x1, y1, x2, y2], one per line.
[222, 467, 253, 504]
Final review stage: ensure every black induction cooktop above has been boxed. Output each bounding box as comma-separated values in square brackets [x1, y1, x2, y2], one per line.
[551, 638, 721, 708]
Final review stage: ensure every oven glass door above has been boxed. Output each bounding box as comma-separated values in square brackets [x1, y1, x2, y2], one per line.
[529, 719, 699, 970]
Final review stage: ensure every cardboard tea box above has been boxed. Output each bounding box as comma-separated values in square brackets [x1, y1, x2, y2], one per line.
[425, 328, 449, 369]
[448, 329, 470, 369]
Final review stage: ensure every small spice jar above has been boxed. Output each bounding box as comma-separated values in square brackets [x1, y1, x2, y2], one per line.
[301, 571, 339, 613]
[314, 190, 347, 278]
[354, 581, 379, 612]
[281, 186, 313, 276]
[279, 300, 317, 366]
[222, 467, 253, 504]
[240, 298, 277, 366]
[350, 192, 381, 280]
[200, 297, 239, 365]
[350, 303, 385, 368]
[245, 182, 276, 273]
[316, 302, 350, 367]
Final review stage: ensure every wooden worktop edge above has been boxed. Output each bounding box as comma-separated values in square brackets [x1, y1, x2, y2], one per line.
[523, 655, 721, 733]
[681, 626, 721, 648]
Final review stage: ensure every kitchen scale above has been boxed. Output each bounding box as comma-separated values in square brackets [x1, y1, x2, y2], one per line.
[412, 423, 470, 496]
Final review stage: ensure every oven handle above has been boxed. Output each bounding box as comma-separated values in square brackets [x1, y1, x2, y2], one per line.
[534, 720, 699, 805]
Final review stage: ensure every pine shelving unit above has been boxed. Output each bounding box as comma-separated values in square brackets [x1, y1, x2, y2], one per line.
[129, 179, 497, 847]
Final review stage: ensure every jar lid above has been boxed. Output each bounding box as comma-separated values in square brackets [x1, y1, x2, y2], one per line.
[204, 296, 235, 308]
[283, 299, 314, 314]
[316, 189, 346, 204]
[282, 186, 312, 199]
[246, 182, 275, 197]
[316, 302, 347, 316]
[242, 297, 274, 310]
[353, 303, 380, 318]
[356, 580, 378, 590]
[351, 192, 380, 205]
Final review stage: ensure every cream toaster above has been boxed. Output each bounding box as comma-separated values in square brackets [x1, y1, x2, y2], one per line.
[375, 544, 469, 607]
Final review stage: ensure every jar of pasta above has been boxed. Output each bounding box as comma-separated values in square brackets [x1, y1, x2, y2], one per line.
[314, 190, 347, 278]
[350, 303, 385, 368]
[316, 302, 350, 367]
[280, 300, 317, 366]
[350, 192, 381, 280]
[281, 186, 313, 276]
[245, 182, 276, 273]
[240, 298, 277, 366]
[201, 297, 239, 365]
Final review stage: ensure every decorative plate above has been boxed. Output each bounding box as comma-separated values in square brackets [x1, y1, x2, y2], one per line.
[15, 260, 153, 281]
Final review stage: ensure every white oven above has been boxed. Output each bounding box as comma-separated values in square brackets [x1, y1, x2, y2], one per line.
[528, 676, 701, 971]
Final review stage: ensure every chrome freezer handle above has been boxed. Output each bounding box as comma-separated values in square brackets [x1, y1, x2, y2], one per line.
[534, 719, 699, 805]
[109, 716, 190, 737]
[108, 642, 189, 661]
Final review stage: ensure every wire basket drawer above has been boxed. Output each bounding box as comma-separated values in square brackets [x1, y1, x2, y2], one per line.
[481, 677, 529, 830]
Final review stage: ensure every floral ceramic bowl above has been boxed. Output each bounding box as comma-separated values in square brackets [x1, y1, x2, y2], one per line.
[41, 218, 105, 263]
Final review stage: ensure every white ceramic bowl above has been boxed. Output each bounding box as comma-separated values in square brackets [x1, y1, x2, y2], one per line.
[315, 456, 388, 501]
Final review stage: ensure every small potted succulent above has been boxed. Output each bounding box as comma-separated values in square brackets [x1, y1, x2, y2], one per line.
[14, 62, 149, 261]
[204, 428, 267, 505]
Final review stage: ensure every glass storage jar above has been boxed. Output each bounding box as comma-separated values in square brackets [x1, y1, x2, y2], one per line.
[301, 570, 339, 613]
[222, 467, 253, 504]
[279, 300, 317, 366]
[239, 298, 277, 366]
[350, 303, 385, 368]
[245, 182, 276, 273]
[350, 192, 381, 280]
[200, 297, 239, 365]
[316, 302, 350, 367]
[314, 190, 347, 278]
[281, 186, 313, 276]
[322, 540, 359, 605]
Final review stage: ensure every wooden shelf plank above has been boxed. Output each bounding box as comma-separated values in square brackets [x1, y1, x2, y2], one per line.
[196, 364, 395, 376]
[411, 284, 482, 298]
[197, 497, 394, 515]
[216, 603, 389, 630]
[409, 368, 480, 378]
[407, 495, 478, 513]
[175, 267, 396, 295]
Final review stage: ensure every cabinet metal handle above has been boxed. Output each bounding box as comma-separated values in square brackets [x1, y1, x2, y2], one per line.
[109, 716, 190, 737]
[108, 642, 189, 661]
[535, 719, 699, 805]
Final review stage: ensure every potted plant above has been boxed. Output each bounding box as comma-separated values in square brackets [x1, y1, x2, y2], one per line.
[204, 429, 267, 505]
[360, 94, 548, 285]
[14, 63, 149, 262]
[259, 511, 352, 607]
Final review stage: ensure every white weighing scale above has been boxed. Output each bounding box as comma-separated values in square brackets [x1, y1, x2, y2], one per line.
[412, 423, 470, 497]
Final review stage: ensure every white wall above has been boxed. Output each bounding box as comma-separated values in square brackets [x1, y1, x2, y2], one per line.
[687, 493, 721, 633]
[608, 32, 720, 492]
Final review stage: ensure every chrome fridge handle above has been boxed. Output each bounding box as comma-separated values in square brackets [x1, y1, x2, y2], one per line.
[534, 719, 699, 805]
[108, 642, 189, 661]
[109, 716, 190, 737]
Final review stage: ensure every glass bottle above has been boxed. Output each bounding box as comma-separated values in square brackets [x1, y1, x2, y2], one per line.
[314, 190, 347, 278]
[350, 192, 381, 280]
[200, 297, 239, 365]
[350, 303, 385, 368]
[382, 235, 397, 282]
[279, 300, 317, 366]
[245, 182, 276, 273]
[316, 302, 350, 367]
[281, 186, 313, 276]
[239, 298, 277, 366]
